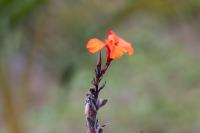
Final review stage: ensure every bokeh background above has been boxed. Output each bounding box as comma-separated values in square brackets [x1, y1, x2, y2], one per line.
[0, 0, 200, 133]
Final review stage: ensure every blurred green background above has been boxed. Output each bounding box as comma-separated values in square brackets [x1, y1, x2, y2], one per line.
[0, 0, 200, 133]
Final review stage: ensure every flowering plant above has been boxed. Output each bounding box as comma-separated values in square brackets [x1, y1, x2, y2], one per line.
[84, 30, 134, 133]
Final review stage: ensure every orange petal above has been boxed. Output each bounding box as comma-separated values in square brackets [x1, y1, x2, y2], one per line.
[86, 38, 105, 53]
[106, 30, 117, 45]
[106, 30, 118, 52]
[106, 30, 134, 56]
[118, 37, 134, 56]
[107, 30, 116, 39]
[109, 46, 124, 59]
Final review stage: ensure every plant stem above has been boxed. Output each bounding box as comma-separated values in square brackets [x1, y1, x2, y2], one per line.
[85, 51, 110, 133]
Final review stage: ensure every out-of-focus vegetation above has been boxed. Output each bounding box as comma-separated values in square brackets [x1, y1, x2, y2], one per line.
[0, 0, 200, 133]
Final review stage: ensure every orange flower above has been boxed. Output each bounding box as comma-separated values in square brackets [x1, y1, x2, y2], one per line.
[86, 30, 134, 60]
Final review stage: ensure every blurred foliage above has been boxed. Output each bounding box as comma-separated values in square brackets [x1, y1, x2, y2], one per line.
[0, 0, 200, 133]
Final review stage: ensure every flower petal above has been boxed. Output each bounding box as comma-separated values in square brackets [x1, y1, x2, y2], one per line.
[106, 30, 117, 45]
[86, 38, 105, 53]
[118, 37, 134, 56]
[109, 46, 124, 59]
